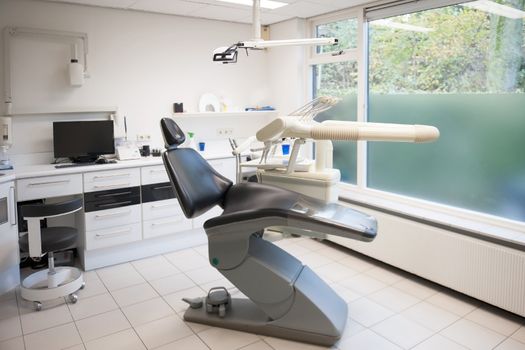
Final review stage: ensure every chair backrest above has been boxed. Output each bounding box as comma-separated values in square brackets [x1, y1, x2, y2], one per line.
[21, 198, 83, 219]
[161, 118, 233, 219]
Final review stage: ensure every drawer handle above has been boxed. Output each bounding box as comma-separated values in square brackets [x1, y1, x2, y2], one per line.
[97, 201, 132, 208]
[152, 185, 172, 191]
[149, 169, 166, 173]
[28, 180, 70, 187]
[93, 183, 131, 190]
[151, 218, 183, 227]
[151, 203, 178, 209]
[93, 173, 131, 180]
[97, 191, 133, 198]
[95, 209, 132, 219]
[95, 228, 132, 239]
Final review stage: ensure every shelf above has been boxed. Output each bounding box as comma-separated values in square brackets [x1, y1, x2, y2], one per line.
[172, 111, 277, 118]
[9, 106, 118, 116]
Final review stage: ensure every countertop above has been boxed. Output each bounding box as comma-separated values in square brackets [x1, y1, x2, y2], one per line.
[0, 151, 235, 183]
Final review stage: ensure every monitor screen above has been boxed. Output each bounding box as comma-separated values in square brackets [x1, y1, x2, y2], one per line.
[53, 120, 115, 159]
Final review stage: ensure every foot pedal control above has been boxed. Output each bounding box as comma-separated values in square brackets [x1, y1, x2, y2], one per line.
[205, 287, 231, 318]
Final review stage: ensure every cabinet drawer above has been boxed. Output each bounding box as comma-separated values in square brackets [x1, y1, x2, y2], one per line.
[143, 215, 192, 239]
[17, 174, 83, 201]
[142, 198, 183, 221]
[84, 187, 140, 213]
[141, 183, 175, 204]
[142, 165, 169, 185]
[84, 168, 140, 193]
[85, 204, 141, 231]
[86, 223, 142, 250]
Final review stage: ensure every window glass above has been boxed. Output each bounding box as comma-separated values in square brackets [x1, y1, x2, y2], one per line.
[367, 2, 525, 221]
[316, 18, 358, 54]
[314, 61, 358, 184]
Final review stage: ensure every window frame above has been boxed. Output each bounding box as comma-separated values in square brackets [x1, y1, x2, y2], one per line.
[306, 0, 525, 242]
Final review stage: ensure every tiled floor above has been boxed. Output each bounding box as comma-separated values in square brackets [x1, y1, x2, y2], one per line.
[1, 236, 524, 350]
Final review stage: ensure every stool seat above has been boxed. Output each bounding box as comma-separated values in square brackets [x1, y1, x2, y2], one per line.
[19, 227, 78, 253]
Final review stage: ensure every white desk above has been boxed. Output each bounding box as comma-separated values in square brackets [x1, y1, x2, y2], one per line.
[12, 154, 236, 270]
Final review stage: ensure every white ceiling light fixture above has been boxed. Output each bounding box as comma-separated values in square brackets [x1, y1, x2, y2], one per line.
[371, 19, 434, 32]
[462, 0, 525, 19]
[215, 0, 288, 10]
[212, 0, 337, 63]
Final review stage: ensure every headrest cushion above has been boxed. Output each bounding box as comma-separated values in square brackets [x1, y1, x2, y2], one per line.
[161, 118, 186, 149]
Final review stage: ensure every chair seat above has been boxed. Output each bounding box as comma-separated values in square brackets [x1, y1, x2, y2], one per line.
[206, 182, 377, 242]
[19, 226, 78, 253]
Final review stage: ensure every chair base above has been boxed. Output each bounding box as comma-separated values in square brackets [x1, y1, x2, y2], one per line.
[184, 298, 341, 346]
[21, 267, 84, 305]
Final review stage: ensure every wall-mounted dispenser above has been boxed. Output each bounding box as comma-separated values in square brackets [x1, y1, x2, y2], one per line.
[69, 44, 84, 86]
[3, 26, 90, 115]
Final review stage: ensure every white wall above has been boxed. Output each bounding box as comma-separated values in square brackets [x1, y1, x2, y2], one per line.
[0, 0, 278, 163]
[267, 18, 308, 115]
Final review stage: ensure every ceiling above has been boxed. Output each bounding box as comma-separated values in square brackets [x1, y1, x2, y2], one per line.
[41, 0, 369, 25]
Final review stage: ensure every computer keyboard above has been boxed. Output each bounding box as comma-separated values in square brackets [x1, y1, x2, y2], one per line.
[54, 161, 117, 169]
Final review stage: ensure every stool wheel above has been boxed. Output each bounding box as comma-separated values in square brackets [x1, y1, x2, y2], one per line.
[80, 282, 86, 290]
[68, 293, 78, 304]
[34, 301, 42, 311]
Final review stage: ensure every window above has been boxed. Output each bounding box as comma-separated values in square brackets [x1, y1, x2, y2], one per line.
[310, 16, 360, 183]
[315, 18, 358, 54]
[367, 1, 525, 221]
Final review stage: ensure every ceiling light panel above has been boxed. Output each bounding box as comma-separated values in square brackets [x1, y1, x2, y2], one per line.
[215, 0, 288, 10]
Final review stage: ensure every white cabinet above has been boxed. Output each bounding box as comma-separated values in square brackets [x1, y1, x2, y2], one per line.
[84, 168, 140, 193]
[143, 214, 192, 239]
[0, 181, 19, 294]
[141, 165, 169, 185]
[85, 223, 142, 250]
[17, 174, 83, 201]
[142, 198, 183, 221]
[85, 204, 142, 250]
[85, 204, 141, 232]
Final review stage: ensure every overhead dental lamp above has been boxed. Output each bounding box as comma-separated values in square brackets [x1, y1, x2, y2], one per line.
[212, 0, 338, 63]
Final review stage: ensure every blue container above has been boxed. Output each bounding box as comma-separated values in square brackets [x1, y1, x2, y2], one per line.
[281, 144, 290, 155]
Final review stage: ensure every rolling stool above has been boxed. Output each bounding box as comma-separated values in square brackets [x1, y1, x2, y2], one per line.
[19, 198, 84, 311]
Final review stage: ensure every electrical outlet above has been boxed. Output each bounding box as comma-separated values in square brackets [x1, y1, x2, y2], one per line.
[216, 128, 234, 137]
[136, 134, 151, 141]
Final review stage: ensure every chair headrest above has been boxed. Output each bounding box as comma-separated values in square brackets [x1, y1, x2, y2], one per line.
[161, 118, 186, 149]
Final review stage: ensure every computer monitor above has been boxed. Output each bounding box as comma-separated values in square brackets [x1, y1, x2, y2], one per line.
[53, 120, 115, 162]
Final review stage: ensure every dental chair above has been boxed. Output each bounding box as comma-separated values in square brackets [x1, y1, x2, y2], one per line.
[161, 118, 377, 346]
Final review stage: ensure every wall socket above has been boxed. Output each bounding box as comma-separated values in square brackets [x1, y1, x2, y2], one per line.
[216, 128, 234, 137]
[137, 134, 151, 141]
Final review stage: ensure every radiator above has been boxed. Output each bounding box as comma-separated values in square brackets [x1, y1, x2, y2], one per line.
[328, 205, 525, 317]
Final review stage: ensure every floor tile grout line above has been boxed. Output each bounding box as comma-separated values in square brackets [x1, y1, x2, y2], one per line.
[192, 331, 215, 350]
[103, 281, 149, 350]
[148, 333, 201, 350]
[125, 260, 207, 348]
[355, 327, 404, 350]
[509, 327, 525, 345]
[490, 335, 512, 350]
[261, 339, 278, 350]
[14, 286, 28, 350]
[234, 338, 266, 350]
[435, 314, 481, 348]
[69, 311, 89, 350]
[461, 308, 524, 339]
